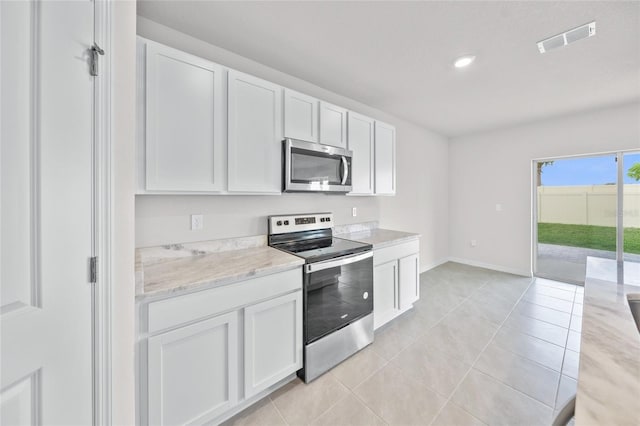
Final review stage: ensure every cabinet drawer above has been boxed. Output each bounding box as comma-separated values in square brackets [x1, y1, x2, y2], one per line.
[146, 268, 302, 334]
[374, 240, 419, 266]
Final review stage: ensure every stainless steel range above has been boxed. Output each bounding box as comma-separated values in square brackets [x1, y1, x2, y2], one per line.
[268, 213, 374, 383]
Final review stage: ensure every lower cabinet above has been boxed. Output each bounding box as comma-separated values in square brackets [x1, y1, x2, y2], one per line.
[147, 312, 239, 425]
[373, 261, 398, 329]
[244, 291, 302, 398]
[139, 269, 303, 425]
[399, 253, 420, 310]
[373, 240, 420, 330]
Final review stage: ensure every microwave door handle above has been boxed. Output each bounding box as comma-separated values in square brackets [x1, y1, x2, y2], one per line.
[341, 156, 348, 185]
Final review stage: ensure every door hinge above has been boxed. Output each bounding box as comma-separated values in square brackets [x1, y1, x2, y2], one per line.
[90, 43, 105, 77]
[90, 256, 98, 283]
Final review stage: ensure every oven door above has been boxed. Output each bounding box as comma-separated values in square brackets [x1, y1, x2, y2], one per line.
[284, 139, 352, 193]
[304, 251, 373, 343]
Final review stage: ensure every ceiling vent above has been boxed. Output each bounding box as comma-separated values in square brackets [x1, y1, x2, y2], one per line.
[537, 21, 596, 53]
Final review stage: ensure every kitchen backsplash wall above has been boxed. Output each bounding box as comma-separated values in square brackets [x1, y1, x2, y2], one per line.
[135, 194, 379, 247]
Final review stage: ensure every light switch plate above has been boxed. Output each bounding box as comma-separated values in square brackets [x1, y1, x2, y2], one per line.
[352, 207, 357, 217]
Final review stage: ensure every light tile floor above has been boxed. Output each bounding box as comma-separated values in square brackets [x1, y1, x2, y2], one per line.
[225, 262, 583, 426]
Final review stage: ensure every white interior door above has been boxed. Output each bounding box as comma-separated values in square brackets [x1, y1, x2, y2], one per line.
[1, 1, 95, 424]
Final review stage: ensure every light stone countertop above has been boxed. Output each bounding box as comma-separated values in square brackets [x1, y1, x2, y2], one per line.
[335, 228, 420, 249]
[135, 237, 304, 300]
[575, 257, 640, 425]
[135, 223, 418, 300]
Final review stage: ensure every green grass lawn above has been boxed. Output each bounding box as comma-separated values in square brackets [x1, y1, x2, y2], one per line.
[538, 223, 640, 254]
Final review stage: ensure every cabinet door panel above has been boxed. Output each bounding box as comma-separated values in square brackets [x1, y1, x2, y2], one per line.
[319, 102, 347, 148]
[373, 261, 398, 329]
[244, 291, 302, 397]
[347, 112, 374, 195]
[228, 70, 282, 193]
[399, 254, 420, 310]
[284, 89, 318, 142]
[374, 121, 396, 195]
[145, 43, 224, 192]
[147, 312, 238, 425]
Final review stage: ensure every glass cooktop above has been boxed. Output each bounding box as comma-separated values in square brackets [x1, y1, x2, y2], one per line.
[271, 236, 371, 263]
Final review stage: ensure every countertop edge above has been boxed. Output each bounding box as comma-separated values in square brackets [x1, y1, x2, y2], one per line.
[336, 228, 421, 249]
[575, 262, 640, 426]
[136, 259, 304, 302]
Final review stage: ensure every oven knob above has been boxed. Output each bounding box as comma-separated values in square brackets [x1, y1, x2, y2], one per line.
[284, 220, 289, 225]
[276, 220, 282, 226]
[363, 291, 369, 300]
[326, 217, 331, 222]
[320, 218, 325, 222]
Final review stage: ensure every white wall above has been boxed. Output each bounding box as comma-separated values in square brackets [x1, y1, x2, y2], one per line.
[112, 1, 136, 425]
[448, 102, 640, 276]
[135, 17, 450, 271]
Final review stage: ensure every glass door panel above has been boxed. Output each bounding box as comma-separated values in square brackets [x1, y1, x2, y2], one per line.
[623, 152, 640, 285]
[535, 155, 618, 284]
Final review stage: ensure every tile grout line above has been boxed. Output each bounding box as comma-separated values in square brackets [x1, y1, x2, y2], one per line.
[425, 275, 526, 425]
[552, 289, 583, 412]
[267, 398, 290, 426]
[355, 272, 495, 425]
[427, 275, 570, 425]
[494, 277, 582, 412]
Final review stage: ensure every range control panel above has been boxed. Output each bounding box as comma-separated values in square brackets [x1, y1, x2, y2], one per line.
[268, 212, 333, 235]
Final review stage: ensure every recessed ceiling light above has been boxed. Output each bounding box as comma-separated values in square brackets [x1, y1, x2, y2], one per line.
[537, 21, 596, 54]
[454, 55, 476, 68]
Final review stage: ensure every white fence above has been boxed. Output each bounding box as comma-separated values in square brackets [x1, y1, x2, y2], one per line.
[537, 185, 640, 228]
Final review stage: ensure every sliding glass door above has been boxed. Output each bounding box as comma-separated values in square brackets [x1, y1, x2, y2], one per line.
[534, 151, 639, 284]
[623, 152, 640, 285]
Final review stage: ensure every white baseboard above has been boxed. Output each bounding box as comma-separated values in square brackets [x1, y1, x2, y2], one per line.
[420, 258, 449, 274]
[447, 257, 532, 278]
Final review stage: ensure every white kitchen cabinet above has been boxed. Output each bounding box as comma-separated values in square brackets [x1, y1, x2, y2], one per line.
[244, 291, 303, 398]
[147, 312, 238, 425]
[144, 41, 225, 192]
[228, 70, 282, 193]
[399, 253, 420, 310]
[139, 268, 303, 425]
[372, 239, 420, 330]
[347, 112, 375, 195]
[373, 261, 399, 330]
[374, 121, 396, 195]
[319, 101, 348, 148]
[284, 89, 319, 143]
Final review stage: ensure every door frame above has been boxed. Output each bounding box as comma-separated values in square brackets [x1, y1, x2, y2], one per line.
[531, 149, 638, 284]
[93, 0, 113, 423]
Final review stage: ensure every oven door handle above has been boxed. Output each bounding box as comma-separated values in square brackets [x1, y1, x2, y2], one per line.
[340, 156, 349, 185]
[305, 251, 372, 273]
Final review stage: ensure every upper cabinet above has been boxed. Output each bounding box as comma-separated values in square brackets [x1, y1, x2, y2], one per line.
[283, 89, 319, 143]
[348, 112, 375, 195]
[319, 102, 348, 148]
[227, 70, 283, 193]
[143, 41, 225, 192]
[136, 38, 396, 197]
[374, 121, 396, 195]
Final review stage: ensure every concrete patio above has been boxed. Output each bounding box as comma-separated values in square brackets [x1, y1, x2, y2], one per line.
[536, 243, 640, 284]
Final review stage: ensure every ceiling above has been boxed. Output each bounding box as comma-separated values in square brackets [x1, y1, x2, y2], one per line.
[137, 1, 640, 137]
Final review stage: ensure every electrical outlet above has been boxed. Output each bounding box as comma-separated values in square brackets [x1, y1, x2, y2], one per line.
[191, 214, 203, 231]
[496, 204, 503, 212]
[470, 240, 478, 247]
[352, 207, 357, 217]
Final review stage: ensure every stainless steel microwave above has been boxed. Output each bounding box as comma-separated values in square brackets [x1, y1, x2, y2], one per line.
[283, 139, 352, 193]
